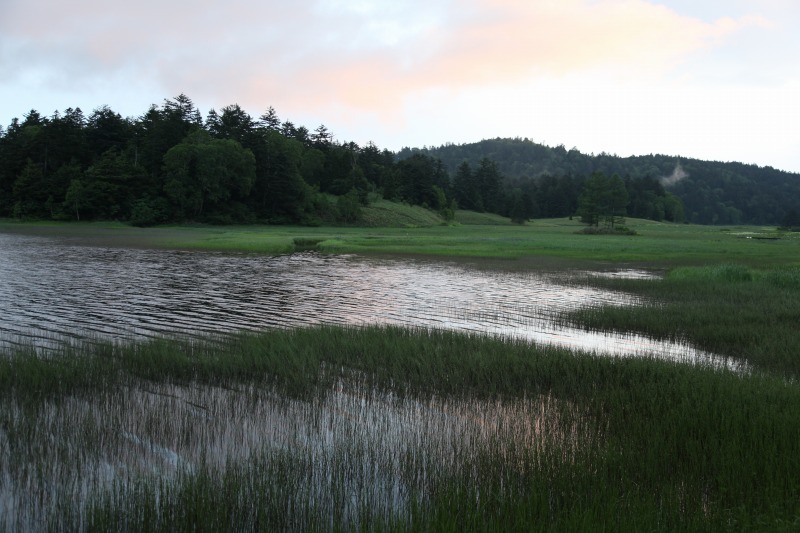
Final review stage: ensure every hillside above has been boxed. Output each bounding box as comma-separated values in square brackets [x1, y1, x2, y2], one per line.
[398, 138, 800, 226]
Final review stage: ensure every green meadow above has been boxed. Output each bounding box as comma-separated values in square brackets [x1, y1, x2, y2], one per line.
[1, 214, 797, 264]
[1, 216, 799, 531]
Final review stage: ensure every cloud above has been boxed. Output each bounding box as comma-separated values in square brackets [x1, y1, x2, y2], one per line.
[434, 0, 731, 76]
[0, 0, 768, 116]
[0, 0, 324, 108]
[281, 0, 771, 115]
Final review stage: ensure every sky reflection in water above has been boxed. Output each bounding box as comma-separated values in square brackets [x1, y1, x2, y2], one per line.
[0, 233, 733, 368]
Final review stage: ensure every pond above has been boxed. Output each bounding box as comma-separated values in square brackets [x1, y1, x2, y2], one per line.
[0, 232, 714, 364]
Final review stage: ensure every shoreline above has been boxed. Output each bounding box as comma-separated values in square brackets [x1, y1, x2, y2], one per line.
[1, 218, 796, 266]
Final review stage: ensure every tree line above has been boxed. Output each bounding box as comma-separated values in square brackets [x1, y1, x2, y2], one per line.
[1, 95, 396, 225]
[3, 94, 689, 226]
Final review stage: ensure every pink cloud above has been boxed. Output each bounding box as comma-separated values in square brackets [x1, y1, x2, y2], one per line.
[0, 0, 772, 121]
[273, 0, 770, 119]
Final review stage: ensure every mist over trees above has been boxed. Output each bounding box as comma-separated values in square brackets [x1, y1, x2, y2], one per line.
[2, 96, 796, 226]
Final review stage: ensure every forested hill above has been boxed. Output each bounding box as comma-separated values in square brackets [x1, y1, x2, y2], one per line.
[398, 138, 800, 225]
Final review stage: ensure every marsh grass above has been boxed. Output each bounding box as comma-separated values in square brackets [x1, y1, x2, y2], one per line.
[568, 264, 800, 377]
[291, 237, 324, 251]
[2, 326, 799, 531]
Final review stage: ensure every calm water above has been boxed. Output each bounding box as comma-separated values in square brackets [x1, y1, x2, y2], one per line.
[0, 232, 715, 363]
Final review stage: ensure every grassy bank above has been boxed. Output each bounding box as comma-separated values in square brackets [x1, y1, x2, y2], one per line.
[1, 217, 797, 265]
[567, 264, 800, 378]
[2, 326, 799, 531]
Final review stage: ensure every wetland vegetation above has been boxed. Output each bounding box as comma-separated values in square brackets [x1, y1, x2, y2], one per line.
[2, 326, 799, 531]
[1, 218, 799, 531]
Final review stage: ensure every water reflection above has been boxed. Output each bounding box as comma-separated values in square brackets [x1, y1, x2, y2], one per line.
[0, 232, 721, 365]
[0, 374, 581, 531]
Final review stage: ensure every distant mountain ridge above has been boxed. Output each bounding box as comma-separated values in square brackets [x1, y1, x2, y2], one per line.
[398, 138, 800, 226]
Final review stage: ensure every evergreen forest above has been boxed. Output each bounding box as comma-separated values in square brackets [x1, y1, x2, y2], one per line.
[2, 94, 799, 227]
[400, 138, 800, 226]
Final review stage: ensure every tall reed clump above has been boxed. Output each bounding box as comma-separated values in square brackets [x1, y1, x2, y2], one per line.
[1, 325, 799, 531]
[567, 264, 800, 378]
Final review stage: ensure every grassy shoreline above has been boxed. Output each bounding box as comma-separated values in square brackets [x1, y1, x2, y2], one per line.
[1, 217, 798, 265]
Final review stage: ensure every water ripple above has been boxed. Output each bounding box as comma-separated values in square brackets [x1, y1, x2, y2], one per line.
[0, 233, 736, 368]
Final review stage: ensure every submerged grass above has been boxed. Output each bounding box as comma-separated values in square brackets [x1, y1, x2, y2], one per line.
[2, 326, 799, 531]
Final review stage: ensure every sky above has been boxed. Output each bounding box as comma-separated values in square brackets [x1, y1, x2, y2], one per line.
[2, 0, 799, 172]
